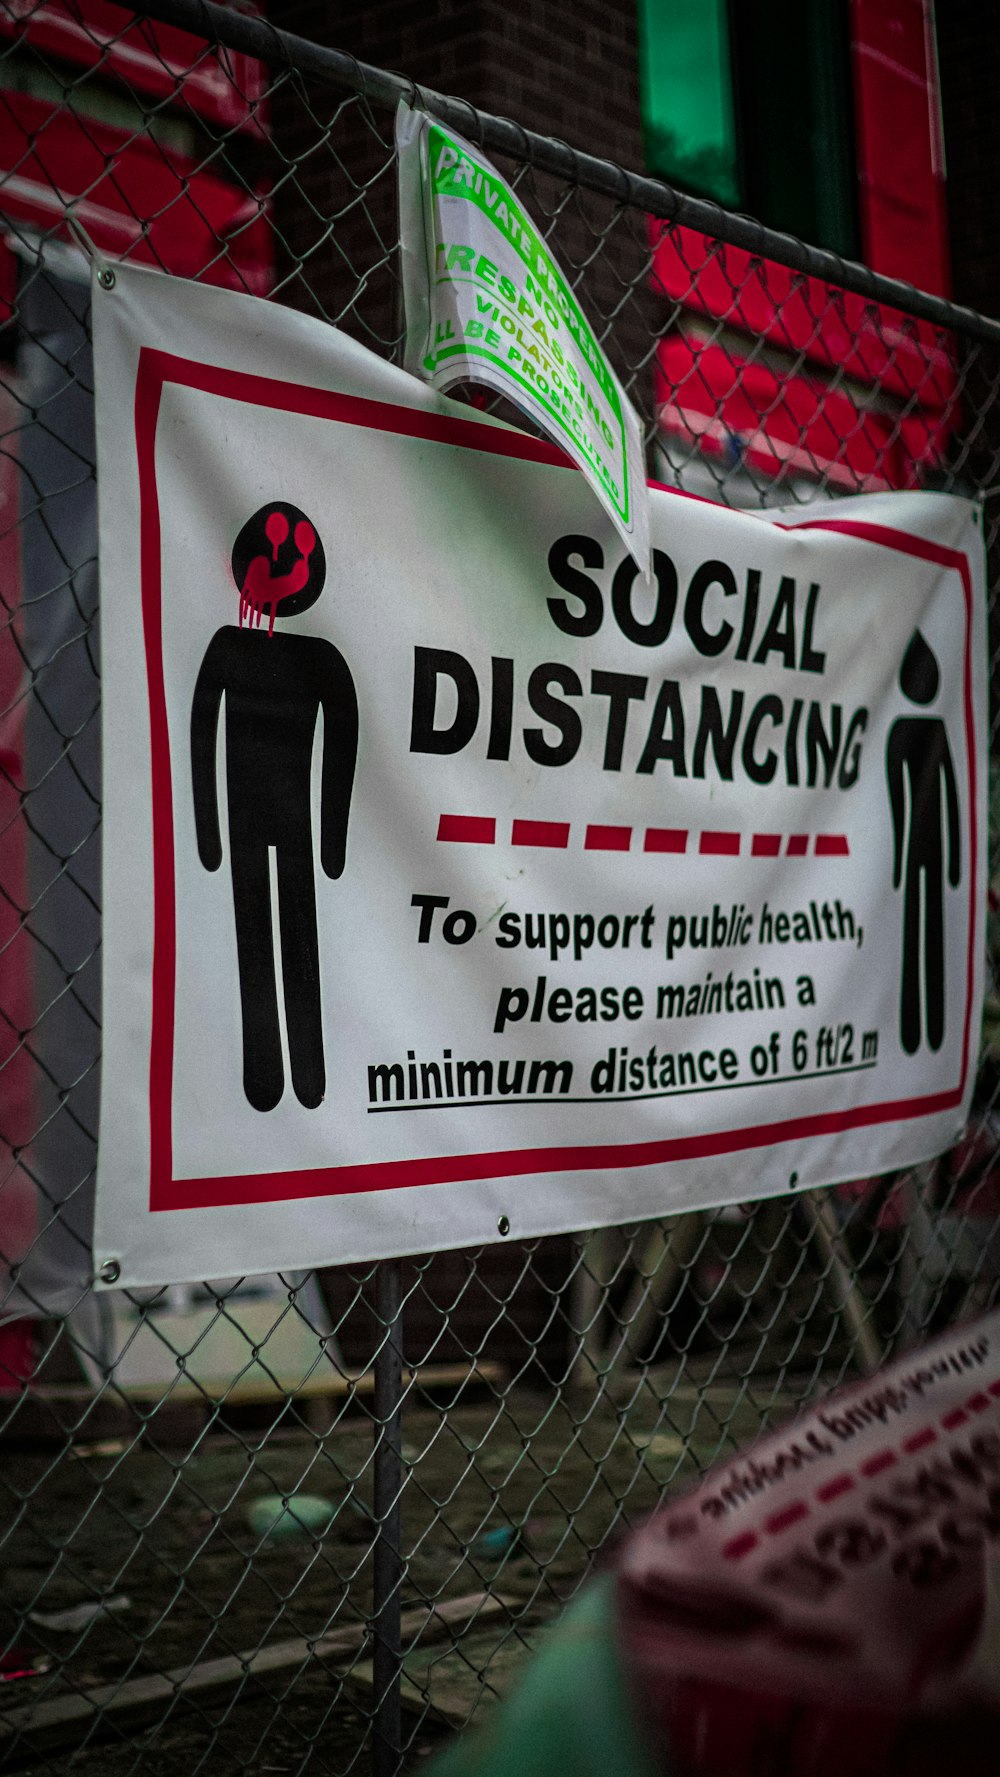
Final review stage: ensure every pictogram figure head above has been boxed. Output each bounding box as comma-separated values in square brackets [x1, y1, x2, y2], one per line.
[899, 629, 940, 706]
[231, 502, 327, 635]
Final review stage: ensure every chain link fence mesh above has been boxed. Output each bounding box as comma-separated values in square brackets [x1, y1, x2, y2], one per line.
[2, 3, 1000, 1772]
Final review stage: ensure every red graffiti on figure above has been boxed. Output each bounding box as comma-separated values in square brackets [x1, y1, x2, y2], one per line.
[240, 517, 317, 635]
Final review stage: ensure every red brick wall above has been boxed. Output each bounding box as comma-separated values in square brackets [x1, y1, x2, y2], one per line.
[267, 0, 650, 412]
[272, 0, 644, 168]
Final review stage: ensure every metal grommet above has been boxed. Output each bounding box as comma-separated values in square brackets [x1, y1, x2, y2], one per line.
[497, 1215, 510, 1237]
[97, 267, 116, 291]
[99, 1258, 121, 1284]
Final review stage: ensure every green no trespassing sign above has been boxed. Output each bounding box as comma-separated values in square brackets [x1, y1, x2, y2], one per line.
[396, 102, 651, 575]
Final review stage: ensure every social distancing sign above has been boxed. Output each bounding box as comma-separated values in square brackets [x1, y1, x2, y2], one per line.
[92, 262, 986, 1287]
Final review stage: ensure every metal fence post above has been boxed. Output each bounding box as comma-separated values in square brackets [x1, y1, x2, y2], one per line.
[373, 1257, 404, 1777]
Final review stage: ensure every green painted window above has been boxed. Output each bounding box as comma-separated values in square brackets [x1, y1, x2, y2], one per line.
[638, 1, 860, 260]
[638, 0, 739, 208]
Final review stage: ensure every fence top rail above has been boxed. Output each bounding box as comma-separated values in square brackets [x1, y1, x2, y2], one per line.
[121, 0, 1000, 351]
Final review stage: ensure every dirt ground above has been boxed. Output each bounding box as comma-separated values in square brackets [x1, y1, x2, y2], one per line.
[1, 1359, 841, 1776]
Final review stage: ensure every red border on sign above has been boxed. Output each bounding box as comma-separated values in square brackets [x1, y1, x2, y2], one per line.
[133, 349, 979, 1212]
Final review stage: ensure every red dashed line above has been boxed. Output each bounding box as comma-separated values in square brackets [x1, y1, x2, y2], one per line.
[765, 1501, 809, 1535]
[585, 824, 632, 852]
[860, 1450, 898, 1478]
[700, 830, 740, 856]
[511, 820, 569, 849]
[816, 1474, 855, 1504]
[435, 819, 852, 857]
[644, 827, 688, 854]
[727, 1393, 1000, 1558]
[722, 1532, 759, 1561]
[436, 814, 496, 844]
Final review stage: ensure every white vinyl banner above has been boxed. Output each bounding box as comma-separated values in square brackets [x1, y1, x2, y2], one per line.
[92, 262, 987, 1288]
[395, 102, 651, 578]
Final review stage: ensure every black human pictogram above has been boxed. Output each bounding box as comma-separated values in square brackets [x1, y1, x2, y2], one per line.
[191, 502, 358, 1112]
[886, 629, 960, 1055]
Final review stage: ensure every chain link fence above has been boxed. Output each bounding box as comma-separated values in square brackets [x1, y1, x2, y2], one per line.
[2, 2, 1000, 1772]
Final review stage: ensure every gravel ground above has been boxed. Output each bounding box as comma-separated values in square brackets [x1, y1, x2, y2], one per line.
[1, 1360, 839, 1775]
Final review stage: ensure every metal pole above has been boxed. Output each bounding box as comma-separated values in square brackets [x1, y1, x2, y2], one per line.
[604, 1213, 704, 1378]
[372, 1258, 404, 1777]
[896, 1164, 946, 1350]
[805, 1190, 883, 1375]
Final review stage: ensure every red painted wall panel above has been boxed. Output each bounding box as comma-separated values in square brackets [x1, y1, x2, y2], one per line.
[653, 7, 955, 497]
[849, 0, 950, 296]
[653, 224, 954, 407]
[0, 0, 267, 138]
[0, 91, 273, 294]
[654, 334, 951, 494]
